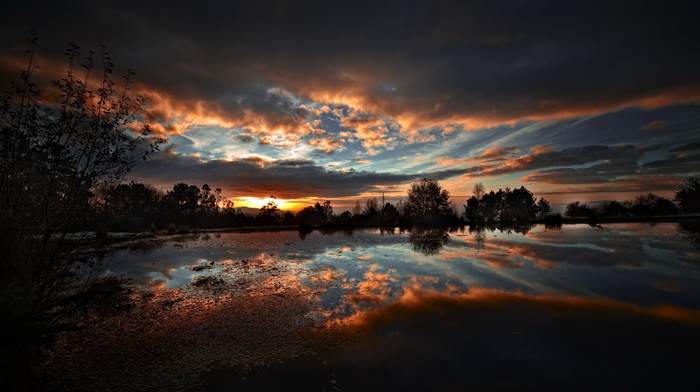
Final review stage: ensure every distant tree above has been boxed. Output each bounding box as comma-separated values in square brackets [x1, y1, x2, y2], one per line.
[535, 197, 551, 219]
[380, 202, 399, 227]
[322, 200, 334, 220]
[336, 210, 353, 225]
[361, 197, 380, 225]
[565, 201, 597, 218]
[464, 196, 483, 224]
[472, 182, 485, 199]
[631, 193, 677, 216]
[281, 210, 297, 225]
[406, 178, 452, 226]
[352, 200, 362, 216]
[298, 201, 331, 227]
[504, 186, 537, 221]
[364, 197, 379, 216]
[396, 199, 413, 227]
[481, 191, 499, 222]
[675, 175, 700, 213]
[200, 184, 217, 211]
[163, 183, 202, 216]
[258, 196, 280, 225]
[100, 181, 161, 231]
[598, 200, 630, 217]
[464, 185, 547, 224]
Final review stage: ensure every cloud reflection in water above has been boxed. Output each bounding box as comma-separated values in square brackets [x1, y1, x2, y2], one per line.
[54, 223, 700, 390]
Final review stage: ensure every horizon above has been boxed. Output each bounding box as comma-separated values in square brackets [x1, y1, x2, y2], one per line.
[1, 1, 698, 212]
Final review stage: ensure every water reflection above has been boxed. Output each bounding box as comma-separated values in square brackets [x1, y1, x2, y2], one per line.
[469, 226, 487, 249]
[46, 223, 700, 390]
[408, 228, 450, 255]
[678, 222, 700, 251]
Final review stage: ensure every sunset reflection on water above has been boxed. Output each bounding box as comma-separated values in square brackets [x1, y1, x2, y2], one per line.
[48, 223, 700, 390]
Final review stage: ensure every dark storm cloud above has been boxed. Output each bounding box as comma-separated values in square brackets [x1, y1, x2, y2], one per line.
[2, 0, 698, 132]
[2, 1, 698, 201]
[521, 146, 699, 188]
[640, 152, 700, 175]
[669, 140, 700, 153]
[129, 149, 469, 198]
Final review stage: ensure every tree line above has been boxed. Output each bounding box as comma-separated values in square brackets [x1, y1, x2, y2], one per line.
[94, 178, 465, 233]
[563, 177, 700, 218]
[463, 176, 700, 224]
[463, 183, 551, 224]
[94, 174, 700, 233]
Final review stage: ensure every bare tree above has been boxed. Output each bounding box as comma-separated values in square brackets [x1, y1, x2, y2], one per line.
[472, 182, 485, 199]
[0, 36, 163, 343]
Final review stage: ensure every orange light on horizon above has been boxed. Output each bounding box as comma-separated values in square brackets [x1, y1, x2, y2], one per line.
[236, 196, 302, 211]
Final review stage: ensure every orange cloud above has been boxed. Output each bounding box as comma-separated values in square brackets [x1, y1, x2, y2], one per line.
[307, 137, 346, 154]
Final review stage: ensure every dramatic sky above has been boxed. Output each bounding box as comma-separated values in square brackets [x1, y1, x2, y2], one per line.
[2, 1, 699, 211]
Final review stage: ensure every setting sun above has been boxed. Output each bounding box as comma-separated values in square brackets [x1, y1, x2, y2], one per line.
[239, 196, 297, 211]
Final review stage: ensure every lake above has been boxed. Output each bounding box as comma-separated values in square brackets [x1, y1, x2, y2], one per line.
[44, 223, 700, 391]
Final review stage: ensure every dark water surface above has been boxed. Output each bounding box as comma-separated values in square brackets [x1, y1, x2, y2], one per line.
[46, 223, 700, 391]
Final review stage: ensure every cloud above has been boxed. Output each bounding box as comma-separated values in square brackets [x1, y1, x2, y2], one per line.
[235, 133, 256, 143]
[640, 120, 670, 131]
[669, 141, 700, 154]
[4, 1, 698, 141]
[434, 146, 520, 167]
[307, 137, 346, 154]
[479, 147, 520, 161]
[130, 149, 467, 199]
[3, 1, 700, 203]
[464, 144, 642, 179]
[339, 111, 397, 154]
[534, 180, 679, 196]
[516, 143, 700, 190]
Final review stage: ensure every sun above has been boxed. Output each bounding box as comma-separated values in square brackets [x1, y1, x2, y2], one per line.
[239, 196, 297, 211]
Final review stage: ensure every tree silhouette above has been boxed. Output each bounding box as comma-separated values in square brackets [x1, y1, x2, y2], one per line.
[258, 196, 280, 225]
[465, 185, 547, 224]
[464, 196, 483, 224]
[200, 184, 217, 211]
[360, 197, 380, 225]
[380, 202, 399, 227]
[598, 200, 630, 217]
[298, 201, 332, 227]
[536, 197, 551, 219]
[99, 181, 161, 231]
[502, 186, 537, 221]
[406, 178, 452, 226]
[565, 201, 597, 218]
[0, 37, 162, 345]
[675, 175, 700, 213]
[631, 193, 677, 216]
[472, 182, 485, 199]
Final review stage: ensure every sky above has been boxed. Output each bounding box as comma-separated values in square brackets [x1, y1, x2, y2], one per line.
[1, 1, 699, 211]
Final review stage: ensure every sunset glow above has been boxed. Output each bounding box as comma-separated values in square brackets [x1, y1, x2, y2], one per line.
[238, 196, 298, 211]
[3, 4, 700, 391]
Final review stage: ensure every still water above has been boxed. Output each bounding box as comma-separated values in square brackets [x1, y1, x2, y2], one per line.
[48, 223, 700, 391]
